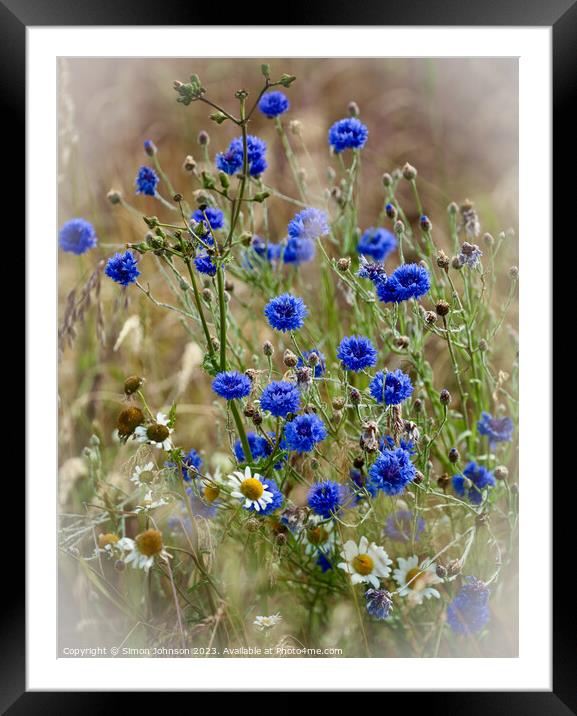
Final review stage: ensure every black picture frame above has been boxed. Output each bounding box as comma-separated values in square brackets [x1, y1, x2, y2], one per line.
[10, 0, 567, 710]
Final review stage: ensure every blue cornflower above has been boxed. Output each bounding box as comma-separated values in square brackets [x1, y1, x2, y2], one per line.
[384, 510, 425, 542]
[258, 91, 290, 118]
[350, 468, 378, 502]
[477, 412, 514, 450]
[264, 293, 308, 332]
[251, 236, 282, 262]
[212, 371, 252, 400]
[357, 227, 397, 262]
[165, 448, 203, 482]
[368, 447, 416, 495]
[447, 577, 490, 635]
[365, 588, 393, 620]
[328, 117, 368, 153]
[248, 479, 284, 516]
[369, 369, 413, 405]
[377, 263, 430, 303]
[194, 252, 217, 276]
[215, 135, 267, 177]
[380, 436, 416, 455]
[191, 206, 224, 232]
[336, 335, 378, 372]
[458, 242, 483, 268]
[105, 251, 140, 286]
[282, 236, 316, 264]
[135, 166, 159, 196]
[59, 218, 97, 255]
[452, 461, 495, 505]
[307, 480, 347, 518]
[260, 381, 301, 418]
[285, 413, 327, 453]
[316, 552, 333, 572]
[233, 432, 269, 463]
[357, 257, 387, 286]
[288, 208, 329, 242]
[297, 349, 326, 378]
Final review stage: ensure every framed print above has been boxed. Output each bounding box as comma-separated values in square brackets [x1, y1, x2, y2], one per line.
[8, 0, 569, 709]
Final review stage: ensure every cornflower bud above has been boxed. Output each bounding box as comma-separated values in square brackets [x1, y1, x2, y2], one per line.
[262, 341, 274, 357]
[347, 101, 360, 117]
[393, 220, 405, 236]
[350, 388, 361, 405]
[413, 398, 423, 413]
[447, 201, 459, 216]
[385, 203, 397, 220]
[107, 189, 122, 205]
[448, 447, 460, 464]
[402, 162, 417, 180]
[395, 335, 410, 349]
[420, 215, 432, 232]
[439, 389, 451, 406]
[332, 397, 345, 411]
[198, 130, 210, 146]
[124, 375, 143, 396]
[183, 155, 196, 172]
[436, 250, 450, 270]
[337, 257, 351, 272]
[424, 311, 437, 325]
[382, 172, 393, 187]
[436, 300, 450, 317]
[289, 120, 302, 136]
[451, 255, 463, 270]
[494, 465, 509, 481]
[437, 473, 450, 489]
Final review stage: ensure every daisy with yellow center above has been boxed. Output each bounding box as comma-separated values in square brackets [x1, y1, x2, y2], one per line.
[302, 517, 335, 556]
[393, 555, 442, 605]
[133, 412, 173, 451]
[228, 466, 274, 512]
[98, 533, 119, 550]
[253, 613, 282, 631]
[338, 536, 392, 588]
[130, 462, 156, 487]
[117, 529, 171, 572]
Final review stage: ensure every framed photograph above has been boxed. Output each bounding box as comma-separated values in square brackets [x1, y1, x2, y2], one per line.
[11, 0, 567, 708]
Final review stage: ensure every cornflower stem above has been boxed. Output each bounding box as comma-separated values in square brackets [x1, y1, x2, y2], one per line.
[183, 259, 217, 366]
[274, 116, 307, 202]
[410, 178, 424, 216]
[216, 266, 227, 371]
[229, 399, 252, 462]
[442, 315, 470, 434]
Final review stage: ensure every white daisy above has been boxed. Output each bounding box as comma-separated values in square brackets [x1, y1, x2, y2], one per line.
[228, 466, 274, 512]
[134, 489, 168, 513]
[393, 555, 442, 605]
[130, 462, 156, 487]
[337, 536, 392, 588]
[302, 516, 336, 556]
[117, 529, 171, 572]
[133, 412, 173, 451]
[254, 613, 282, 631]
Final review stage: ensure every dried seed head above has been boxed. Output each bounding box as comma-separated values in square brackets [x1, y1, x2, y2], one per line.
[436, 250, 450, 270]
[183, 155, 196, 172]
[439, 389, 451, 406]
[246, 518, 260, 533]
[245, 369, 257, 382]
[289, 120, 302, 136]
[350, 387, 361, 405]
[476, 512, 489, 527]
[451, 255, 463, 270]
[332, 397, 345, 411]
[347, 100, 360, 117]
[447, 559, 462, 577]
[424, 311, 437, 325]
[283, 349, 298, 368]
[509, 266, 519, 280]
[478, 339, 488, 352]
[337, 257, 351, 272]
[262, 340, 274, 357]
[252, 410, 263, 426]
[436, 563, 448, 579]
[117, 406, 145, 438]
[210, 336, 220, 352]
[353, 456, 365, 469]
[494, 465, 509, 481]
[395, 335, 410, 349]
[436, 300, 450, 317]
[243, 404, 255, 418]
[402, 162, 417, 180]
[413, 471, 424, 485]
[124, 375, 144, 396]
[437, 473, 450, 489]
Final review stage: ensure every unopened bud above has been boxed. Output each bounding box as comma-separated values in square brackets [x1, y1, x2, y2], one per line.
[347, 101, 360, 117]
[420, 215, 432, 232]
[393, 220, 405, 236]
[107, 189, 122, 205]
[262, 341, 274, 357]
[289, 120, 302, 136]
[402, 162, 417, 181]
[395, 335, 410, 349]
[198, 130, 210, 146]
[337, 257, 351, 272]
[436, 251, 450, 270]
[332, 397, 345, 411]
[413, 398, 423, 413]
[202, 288, 212, 302]
[436, 300, 450, 317]
[413, 471, 424, 485]
[448, 447, 460, 464]
[494, 465, 509, 481]
[483, 232, 494, 247]
[439, 389, 451, 406]
[437, 473, 450, 489]
[382, 172, 393, 187]
[424, 311, 437, 325]
[350, 388, 361, 405]
[124, 375, 143, 396]
[451, 256, 463, 270]
[509, 266, 519, 280]
[436, 564, 448, 579]
[183, 155, 196, 172]
[447, 201, 459, 216]
[385, 203, 397, 220]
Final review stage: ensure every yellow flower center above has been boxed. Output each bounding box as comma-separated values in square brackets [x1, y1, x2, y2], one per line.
[203, 484, 220, 503]
[135, 529, 164, 557]
[98, 533, 119, 549]
[405, 566, 426, 590]
[240, 477, 264, 501]
[307, 526, 329, 545]
[146, 424, 170, 443]
[138, 470, 154, 484]
[352, 553, 374, 576]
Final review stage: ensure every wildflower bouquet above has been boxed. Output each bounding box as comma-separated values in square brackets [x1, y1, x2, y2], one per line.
[59, 63, 518, 658]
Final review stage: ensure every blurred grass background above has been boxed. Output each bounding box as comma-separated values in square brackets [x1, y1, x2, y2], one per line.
[58, 58, 518, 654]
